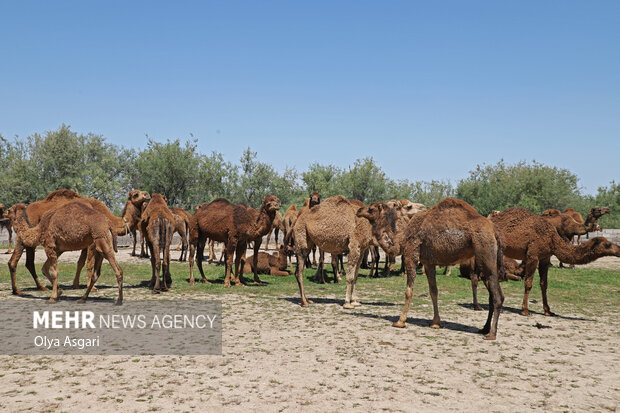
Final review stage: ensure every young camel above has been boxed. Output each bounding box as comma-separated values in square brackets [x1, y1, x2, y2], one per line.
[170, 207, 190, 262]
[8, 202, 124, 304]
[242, 245, 290, 276]
[490, 207, 620, 316]
[357, 198, 504, 340]
[188, 196, 281, 286]
[286, 195, 372, 308]
[140, 194, 175, 293]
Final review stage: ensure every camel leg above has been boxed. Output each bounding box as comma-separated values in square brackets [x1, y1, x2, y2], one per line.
[393, 254, 417, 328]
[207, 239, 215, 264]
[480, 272, 503, 340]
[195, 237, 209, 283]
[521, 255, 539, 316]
[265, 229, 272, 251]
[425, 265, 441, 328]
[252, 239, 263, 284]
[443, 265, 452, 276]
[188, 238, 197, 285]
[43, 248, 62, 303]
[343, 244, 361, 309]
[234, 242, 247, 286]
[71, 248, 89, 289]
[539, 259, 554, 316]
[274, 228, 279, 249]
[330, 254, 341, 283]
[152, 243, 163, 293]
[471, 271, 482, 311]
[294, 248, 312, 306]
[79, 246, 104, 303]
[8, 238, 26, 295]
[6, 226, 12, 254]
[223, 238, 237, 287]
[24, 245, 48, 291]
[360, 248, 370, 269]
[131, 230, 137, 256]
[311, 246, 317, 267]
[350, 248, 363, 306]
[314, 250, 326, 284]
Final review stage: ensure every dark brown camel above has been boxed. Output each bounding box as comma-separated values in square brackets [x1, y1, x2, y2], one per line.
[188, 196, 281, 286]
[490, 207, 620, 316]
[584, 206, 611, 233]
[8, 201, 124, 304]
[140, 194, 175, 293]
[357, 198, 504, 340]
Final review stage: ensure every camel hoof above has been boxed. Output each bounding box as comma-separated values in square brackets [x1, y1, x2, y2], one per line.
[392, 321, 406, 328]
[483, 334, 496, 340]
[474, 306, 483, 311]
[300, 301, 310, 307]
[151, 289, 161, 294]
[77, 298, 86, 304]
[200, 279, 211, 284]
[38, 285, 49, 292]
[46, 298, 57, 304]
[430, 323, 441, 329]
[544, 311, 556, 317]
[520, 310, 530, 316]
[12, 289, 24, 296]
[342, 303, 355, 309]
[57, 289, 63, 297]
[189, 280, 195, 286]
[115, 300, 123, 306]
[351, 301, 362, 307]
[90, 286, 98, 292]
[224, 283, 231, 287]
[71, 284, 81, 290]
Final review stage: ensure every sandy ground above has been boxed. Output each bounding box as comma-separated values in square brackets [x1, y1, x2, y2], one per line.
[0, 246, 619, 412]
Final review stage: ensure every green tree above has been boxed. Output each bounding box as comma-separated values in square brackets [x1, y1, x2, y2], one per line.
[301, 163, 342, 198]
[593, 181, 620, 228]
[337, 157, 389, 203]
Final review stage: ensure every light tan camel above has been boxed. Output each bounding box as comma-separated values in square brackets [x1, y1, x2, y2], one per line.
[357, 198, 504, 340]
[286, 195, 372, 308]
[242, 245, 290, 276]
[490, 207, 620, 316]
[8, 201, 124, 304]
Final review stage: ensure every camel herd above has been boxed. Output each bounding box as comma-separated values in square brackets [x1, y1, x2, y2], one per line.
[2, 189, 619, 340]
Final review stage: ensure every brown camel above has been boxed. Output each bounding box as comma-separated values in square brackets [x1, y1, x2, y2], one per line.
[584, 206, 611, 233]
[188, 195, 281, 286]
[264, 210, 284, 250]
[541, 208, 587, 269]
[357, 198, 504, 340]
[490, 207, 620, 316]
[170, 207, 191, 261]
[286, 195, 372, 308]
[242, 245, 290, 276]
[7, 189, 147, 294]
[8, 201, 124, 304]
[139, 194, 175, 293]
[0, 203, 13, 254]
[127, 190, 152, 256]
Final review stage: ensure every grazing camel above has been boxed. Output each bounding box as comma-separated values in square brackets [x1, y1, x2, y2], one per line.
[264, 210, 284, 250]
[242, 245, 290, 276]
[8, 202, 124, 304]
[188, 196, 281, 286]
[357, 198, 504, 340]
[490, 207, 620, 316]
[0, 203, 13, 254]
[286, 195, 372, 308]
[140, 194, 175, 293]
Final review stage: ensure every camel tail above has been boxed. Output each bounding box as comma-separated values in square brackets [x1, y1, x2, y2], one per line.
[110, 228, 118, 253]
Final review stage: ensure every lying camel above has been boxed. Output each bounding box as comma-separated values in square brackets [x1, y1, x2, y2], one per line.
[8, 201, 123, 304]
[242, 245, 290, 276]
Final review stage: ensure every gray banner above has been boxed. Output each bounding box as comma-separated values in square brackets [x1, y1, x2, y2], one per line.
[0, 300, 222, 355]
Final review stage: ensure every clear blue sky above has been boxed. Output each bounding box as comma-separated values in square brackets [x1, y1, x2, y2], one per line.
[1, 1, 618, 194]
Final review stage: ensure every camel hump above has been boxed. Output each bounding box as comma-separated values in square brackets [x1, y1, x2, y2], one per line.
[564, 207, 576, 213]
[210, 198, 233, 207]
[323, 195, 350, 206]
[434, 198, 481, 216]
[44, 189, 80, 201]
[541, 209, 561, 217]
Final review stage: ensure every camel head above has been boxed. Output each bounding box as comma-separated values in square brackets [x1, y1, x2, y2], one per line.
[561, 215, 587, 236]
[585, 237, 620, 258]
[262, 195, 281, 213]
[309, 192, 321, 208]
[487, 210, 501, 218]
[386, 200, 401, 209]
[401, 202, 427, 217]
[356, 202, 387, 222]
[590, 206, 611, 219]
[150, 193, 167, 205]
[7, 203, 31, 227]
[128, 190, 151, 206]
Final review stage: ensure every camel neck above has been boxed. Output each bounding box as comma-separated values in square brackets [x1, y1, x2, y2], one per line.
[11, 210, 40, 248]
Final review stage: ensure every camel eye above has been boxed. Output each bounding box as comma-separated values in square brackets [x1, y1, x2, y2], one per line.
[605, 242, 612, 248]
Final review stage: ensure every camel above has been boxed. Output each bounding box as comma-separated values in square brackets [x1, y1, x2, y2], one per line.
[170, 207, 190, 261]
[7, 201, 124, 304]
[140, 194, 175, 293]
[242, 245, 290, 276]
[7, 189, 147, 295]
[584, 206, 611, 233]
[286, 195, 372, 308]
[264, 210, 284, 250]
[490, 207, 620, 316]
[541, 208, 588, 269]
[0, 203, 13, 254]
[125, 190, 151, 256]
[357, 198, 504, 340]
[188, 195, 281, 286]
